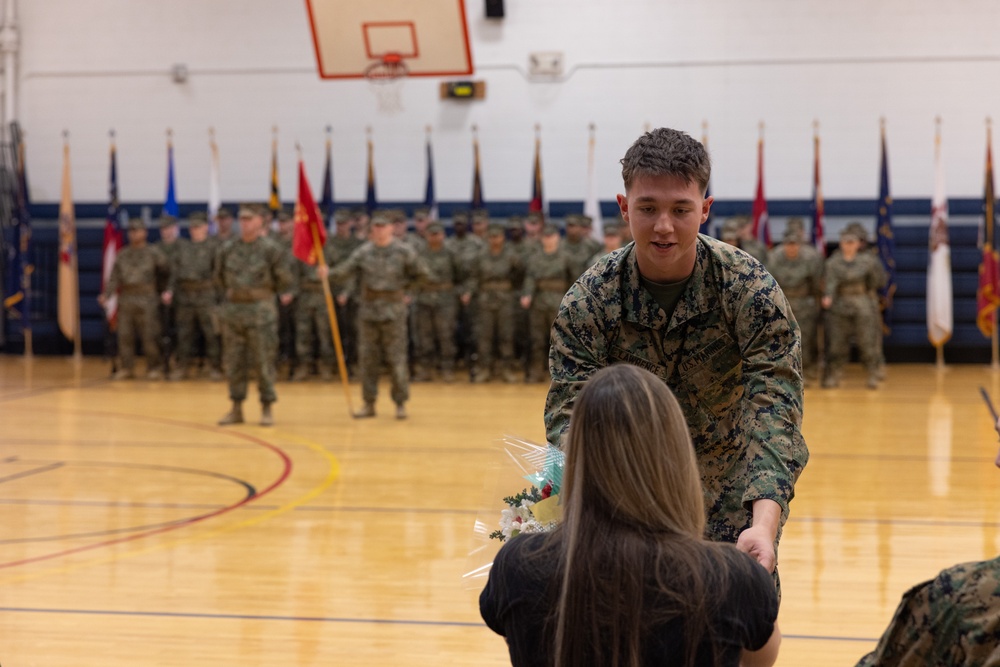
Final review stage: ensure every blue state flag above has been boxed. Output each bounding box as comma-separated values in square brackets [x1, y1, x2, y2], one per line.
[424, 137, 437, 220]
[876, 123, 897, 334]
[163, 139, 179, 217]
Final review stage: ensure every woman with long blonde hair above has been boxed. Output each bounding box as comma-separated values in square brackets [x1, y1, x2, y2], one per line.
[481, 364, 780, 667]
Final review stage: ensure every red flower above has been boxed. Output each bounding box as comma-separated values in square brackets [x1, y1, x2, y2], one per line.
[541, 482, 552, 499]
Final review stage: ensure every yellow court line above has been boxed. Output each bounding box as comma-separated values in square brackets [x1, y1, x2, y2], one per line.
[0, 427, 340, 586]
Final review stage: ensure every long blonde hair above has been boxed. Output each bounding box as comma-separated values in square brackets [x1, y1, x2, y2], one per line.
[552, 364, 718, 667]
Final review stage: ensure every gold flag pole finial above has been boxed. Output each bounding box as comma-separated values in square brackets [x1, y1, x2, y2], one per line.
[702, 119, 709, 134]
[758, 121, 765, 138]
[208, 126, 215, 140]
[813, 119, 820, 134]
[589, 122, 596, 133]
[167, 127, 173, 141]
[535, 123, 541, 136]
[62, 129, 69, 142]
[425, 125, 432, 136]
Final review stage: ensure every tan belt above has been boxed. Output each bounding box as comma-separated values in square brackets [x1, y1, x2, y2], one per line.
[227, 287, 273, 303]
[421, 282, 454, 293]
[299, 283, 324, 293]
[837, 284, 867, 296]
[179, 280, 213, 291]
[535, 278, 568, 293]
[782, 285, 811, 298]
[120, 285, 155, 296]
[363, 287, 404, 302]
[480, 280, 512, 291]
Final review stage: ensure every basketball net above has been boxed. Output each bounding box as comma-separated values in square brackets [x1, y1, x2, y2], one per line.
[365, 53, 408, 115]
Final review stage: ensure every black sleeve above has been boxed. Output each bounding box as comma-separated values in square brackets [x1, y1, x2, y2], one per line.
[722, 548, 779, 651]
[479, 539, 517, 636]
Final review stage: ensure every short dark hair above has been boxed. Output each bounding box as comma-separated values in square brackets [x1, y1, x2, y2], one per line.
[620, 128, 711, 194]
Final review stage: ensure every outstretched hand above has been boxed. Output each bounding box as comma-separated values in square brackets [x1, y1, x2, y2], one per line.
[736, 525, 777, 573]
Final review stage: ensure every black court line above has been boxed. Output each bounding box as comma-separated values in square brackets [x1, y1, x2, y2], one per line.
[0, 462, 65, 484]
[0, 606, 879, 642]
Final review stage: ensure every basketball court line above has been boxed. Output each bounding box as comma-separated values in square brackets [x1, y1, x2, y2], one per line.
[0, 604, 881, 643]
[0, 422, 338, 586]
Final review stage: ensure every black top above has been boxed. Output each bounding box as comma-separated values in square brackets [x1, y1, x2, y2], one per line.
[480, 533, 777, 667]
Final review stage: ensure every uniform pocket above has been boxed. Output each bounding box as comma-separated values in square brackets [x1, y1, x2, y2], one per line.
[677, 334, 744, 422]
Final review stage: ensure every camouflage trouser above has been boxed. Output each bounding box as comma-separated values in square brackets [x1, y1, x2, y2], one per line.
[118, 294, 161, 372]
[335, 298, 358, 369]
[477, 291, 515, 370]
[176, 291, 220, 370]
[358, 316, 408, 405]
[826, 295, 880, 376]
[295, 291, 334, 367]
[159, 302, 177, 372]
[414, 296, 457, 372]
[221, 300, 278, 403]
[277, 299, 296, 367]
[787, 296, 820, 374]
[529, 293, 562, 379]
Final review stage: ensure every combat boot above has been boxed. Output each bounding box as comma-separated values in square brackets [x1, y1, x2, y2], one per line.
[866, 373, 879, 390]
[112, 368, 134, 381]
[218, 401, 244, 426]
[441, 369, 456, 383]
[320, 365, 333, 381]
[209, 368, 223, 381]
[292, 366, 309, 382]
[395, 403, 407, 420]
[474, 370, 491, 384]
[354, 402, 376, 419]
[260, 402, 274, 426]
[503, 368, 519, 384]
[411, 365, 431, 382]
[821, 375, 839, 389]
[146, 369, 163, 381]
[169, 367, 187, 381]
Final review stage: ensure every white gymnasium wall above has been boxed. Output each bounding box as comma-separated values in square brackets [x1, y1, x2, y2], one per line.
[15, 0, 1000, 207]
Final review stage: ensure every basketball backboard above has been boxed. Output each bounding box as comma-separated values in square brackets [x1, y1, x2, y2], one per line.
[304, 0, 474, 79]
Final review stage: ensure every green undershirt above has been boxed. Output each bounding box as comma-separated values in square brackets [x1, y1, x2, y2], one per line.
[640, 274, 692, 323]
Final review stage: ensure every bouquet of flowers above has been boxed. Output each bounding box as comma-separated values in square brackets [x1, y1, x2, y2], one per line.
[488, 437, 565, 541]
[464, 436, 565, 585]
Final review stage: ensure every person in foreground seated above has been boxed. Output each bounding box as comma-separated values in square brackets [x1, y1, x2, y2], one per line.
[855, 417, 1000, 666]
[481, 364, 781, 667]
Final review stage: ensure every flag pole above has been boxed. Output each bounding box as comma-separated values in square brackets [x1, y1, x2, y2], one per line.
[19, 128, 32, 359]
[65, 130, 81, 361]
[991, 117, 1000, 370]
[298, 143, 354, 415]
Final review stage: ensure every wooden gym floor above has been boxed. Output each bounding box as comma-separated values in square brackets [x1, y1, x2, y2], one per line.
[1, 356, 999, 666]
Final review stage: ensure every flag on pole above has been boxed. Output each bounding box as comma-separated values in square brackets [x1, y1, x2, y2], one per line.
[101, 135, 124, 326]
[57, 136, 79, 342]
[751, 128, 771, 247]
[585, 124, 604, 240]
[320, 127, 334, 228]
[529, 127, 545, 218]
[811, 125, 826, 256]
[3, 123, 32, 334]
[269, 130, 281, 215]
[977, 123, 1000, 338]
[365, 130, 377, 214]
[292, 160, 328, 265]
[471, 127, 484, 210]
[876, 121, 897, 335]
[163, 132, 179, 217]
[208, 129, 221, 234]
[927, 120, 952, 348]
[424, 132, 438, 220]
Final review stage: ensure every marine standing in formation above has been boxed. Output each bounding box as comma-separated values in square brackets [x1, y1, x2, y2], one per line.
[329, 212, 430, 419]
[98, 218, 170, 380]
[291, 237, 337, 382]
[215, 204, 294, 426]
[521, 224, 575, 383]
[767, 227, 824, 384]
[471, 222, 522, 383]
[412, 221, 466, 383]
[165, 211, 221, 380]
[822, 226, 885, 389]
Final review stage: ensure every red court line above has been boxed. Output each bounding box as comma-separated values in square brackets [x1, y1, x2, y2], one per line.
[0, 411, 293, 570]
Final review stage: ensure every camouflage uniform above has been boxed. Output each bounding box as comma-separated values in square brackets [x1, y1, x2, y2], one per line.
[767, 242, 824, 378]
[292, 245, 337, 380]
[215, 235, 293, 404]
[332, 239, 429, 408]
[509, 236, 539, 369]
[271, 229, 297, 377]
[102, 242, 170, 376]
[522, 242, 576, 382]
[447, 227, 486, 371]
[562, 215, 603, 279]
[328, 232, 364, 374]
[472, 240, 522, 382]
[172, 235, 221, 376]
[823, 249, 884, 386]
[413, 242, 465, 379]
[856, 557, 1000, 667]
[156, 230, 183, 373]
[545, 236, 808, 562]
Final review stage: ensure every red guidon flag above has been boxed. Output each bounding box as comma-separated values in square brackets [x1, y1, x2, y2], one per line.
[292, 160, 327, 265]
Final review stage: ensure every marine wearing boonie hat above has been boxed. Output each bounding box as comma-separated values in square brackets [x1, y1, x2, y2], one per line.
[334, 207, 352, 224]
[158, 214, 178, 229]
[188, 211, 209, 227]
[487, 222, 506, 236]
[427, 221, 445, 234]
[127, 217, 146, 231]
[541, 223, 560, 236]
[720, 218, 741, 241]
[370, 210, 392, 225]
